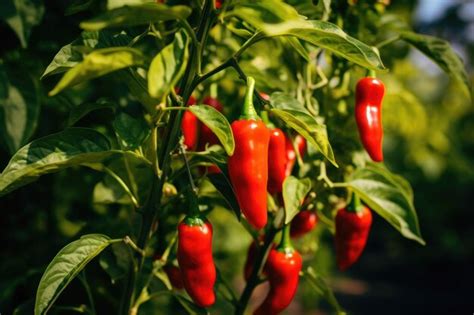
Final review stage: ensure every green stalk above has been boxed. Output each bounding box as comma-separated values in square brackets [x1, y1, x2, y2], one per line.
[277, 224, 292, 251]
[260, 111, 274, 128]
[240, 76, 259, 120]
[347, 192, 363, 213]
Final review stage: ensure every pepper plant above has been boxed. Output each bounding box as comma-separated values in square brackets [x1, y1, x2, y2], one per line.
[0, 0, 471, 314]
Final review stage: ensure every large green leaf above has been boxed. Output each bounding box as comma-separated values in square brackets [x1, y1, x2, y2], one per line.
[400, 31, 471, 98]
[42, 30, 132, 78]
[232, 0, 384, 70]
[68, 98, 116, 126]
[49, 47, 144, 96]
[148, 31, 189, 101]
[271, 108, 337, 167]
[113, 110, 150, 150]
[0, 128, 149, 197]
[80, 3, 191, 31]
[0, 65, 40, 154]
[35, 234, 119, 315]
[188, 105, 235, 155]
[347, 163, 425, 245]
[282, 176, 312, 224]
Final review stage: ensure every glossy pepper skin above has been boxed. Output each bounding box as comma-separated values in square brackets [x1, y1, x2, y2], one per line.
[177, 216, 216, 307]
[228, 77, 270, 229]
[199, 96, 224, 173]
[290, 210, 317, 238]
[163, 265, 184, 290]
[254, 227, 302, 315]
[335, 195, 373, 270]
[181, 94, 199, 150]
[265, 119, 287, 194]
[285, 135, 307, 177]
[355, 76, 385, 162]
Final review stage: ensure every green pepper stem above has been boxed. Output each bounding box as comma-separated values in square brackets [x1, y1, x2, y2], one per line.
[260, 111, 274, 128]
[347, 192, 363, 213]
[240, 76, 259, 120]
[368, 69, 377, 78]
[278, 224, 292, 251]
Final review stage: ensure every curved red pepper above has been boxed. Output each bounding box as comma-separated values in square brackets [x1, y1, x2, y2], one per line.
[199, 96, 224, 174]
[228, 77, 270, 229]
[335, 194, 372, 270]
[266, 123, 287, 194]
[181, 94, 199, 150]
[177, 216, 216, 307]
[285, 134, 307, 177]
[254, 227, 302, 315]
[290, 210, 317, 238]
[355, 76, 385, 162]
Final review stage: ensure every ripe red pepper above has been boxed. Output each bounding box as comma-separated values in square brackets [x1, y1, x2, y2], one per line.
[261, 112, 287, 194]
[177, 215, 216, 307]
[290, 210, 317, 238]
[335, 194, 373, 270]
[180, 94, 199, 150]
[216, 0, 222, 9]
[285, 134, 307, 177]
[228, 77, 270, 229]
[199, 96, 224, 173]
[163, 264, 184, 290]
[355, 76, 385, 162]
[254, 226, 302, 315]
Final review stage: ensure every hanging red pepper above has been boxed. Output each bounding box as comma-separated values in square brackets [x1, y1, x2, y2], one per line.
[177, 215, 216, 307]
[199, 96, 224, 174]
[261, 112, 287, 194]
[228, 77, 270, 230]
[355, 74, 385, 162]
[335, 193, 373, 270]
[180, 92, 199, 151]
[290, 210, 318, 238]
[254, 226, 302, 315]
[216, 0, 222, 9]
[285, 134, 307, 177]
[163, 264, 184, 290]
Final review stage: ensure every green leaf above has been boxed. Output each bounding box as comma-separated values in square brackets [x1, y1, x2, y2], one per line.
[271, 108, 337, 167]
[305, 267, 346, 315]
[282, 176, 312, 224]
[282, 37, 310, 62]
[113, 110, 150, 150]
[68, 99, 116, 126]
[347, 163, 425, 245]
[4, 0, 44, 48]
[49, 47, 144, 96]
[80, 3, 192, 31]
[232, 1, 384, 70]
[0, 66, 40, 154]
[35, 234, 117, 315]
[116, 69, 158, 114]
[400, 31, 471, 98]
[188, 105, 235, 155]
[42, 30, 133, 78]
[148, 31, 189, 101]
[0, 128, 149, 197]
[269, 92, 307, 112]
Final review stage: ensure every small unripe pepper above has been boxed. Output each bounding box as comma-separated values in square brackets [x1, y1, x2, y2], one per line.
[261, 112, 287, 194]
[199, 96, 224, 174]
[178, 215, 216, 307]
[180, 94, 199, 150]
[355, 75, 385, 162]
[254, 226, 302, 315]
[290, 210, 317, 238]
[285, 134, 307, 177]
[228, 77, 270, 229]
[335, 193, 373, 270]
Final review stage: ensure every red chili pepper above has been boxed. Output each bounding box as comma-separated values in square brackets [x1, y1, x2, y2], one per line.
[177, 215, 216, 307]
[243, 236, 269, 281]
[285, 134, 307, 177]
[261, 112, 287, 194]
[290, 210, 317, 238]
[335, 194, 372, 270]
[180, 93, 199, 151]
[355, 76, 385, 162]
[163, 264, 184, 289]
[254, 226, 302, 315]
[216, 0, 222, 9]
[199, 96, 224, 174]
[228, 77, 270, 229]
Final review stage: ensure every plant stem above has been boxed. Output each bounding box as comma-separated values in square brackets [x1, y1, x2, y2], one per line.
[78, 271, 96, 315]
[234, 228, 277, 315]
[103, 167, 140, 208]
[376, 35, 400, 49]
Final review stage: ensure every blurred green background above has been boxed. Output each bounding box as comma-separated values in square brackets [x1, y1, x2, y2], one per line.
[0, 0, 473, 314]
